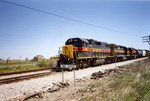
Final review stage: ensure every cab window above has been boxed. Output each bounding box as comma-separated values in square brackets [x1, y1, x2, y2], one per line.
[66, 39, 82, 47]
[83, 43, 88, 47]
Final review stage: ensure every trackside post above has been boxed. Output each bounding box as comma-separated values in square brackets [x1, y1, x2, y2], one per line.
[60, 65, 76, 87]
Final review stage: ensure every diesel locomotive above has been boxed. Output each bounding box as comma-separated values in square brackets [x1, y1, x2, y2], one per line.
[57, 38, 147, 70]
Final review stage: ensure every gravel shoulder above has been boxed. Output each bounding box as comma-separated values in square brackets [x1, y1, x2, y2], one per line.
[0, 57, 147, 101]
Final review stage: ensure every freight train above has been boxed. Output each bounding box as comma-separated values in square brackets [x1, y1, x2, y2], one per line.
[57, 38, 148, 70]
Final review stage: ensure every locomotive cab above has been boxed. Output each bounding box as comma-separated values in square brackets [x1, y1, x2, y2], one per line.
[65, 38, 89, 48]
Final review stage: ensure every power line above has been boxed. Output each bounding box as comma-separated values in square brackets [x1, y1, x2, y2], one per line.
[0, 0, 128, 34]
[142, 35, 150, 45]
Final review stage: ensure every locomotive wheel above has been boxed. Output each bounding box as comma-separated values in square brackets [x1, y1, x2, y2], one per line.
[78, 60, 83, 69]
[76, 63, 81, 70]
[105, 58, 109, 64]
[108, 58, 111, 64]
[83, 60, 88, 68]
[80, 62, 83, 69]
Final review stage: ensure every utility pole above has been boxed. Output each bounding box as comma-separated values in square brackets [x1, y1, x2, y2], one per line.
[142, 35, 150, 45]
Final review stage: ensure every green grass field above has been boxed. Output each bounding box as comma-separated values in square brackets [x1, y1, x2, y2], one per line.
[0, 59, 57, 74]
[0, 61, 37, 67]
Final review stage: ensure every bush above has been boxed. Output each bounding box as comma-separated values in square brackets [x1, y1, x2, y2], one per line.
[146, 52, 150, 61]
[37, 59, 47, 67]
[37, 59, 57, 68]
[48, 59, 57, 68]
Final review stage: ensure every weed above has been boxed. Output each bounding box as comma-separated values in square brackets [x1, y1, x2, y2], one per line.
[80, 59, 150, 101]
[136, 60, 141, 64]
[146, 52, 150, 61]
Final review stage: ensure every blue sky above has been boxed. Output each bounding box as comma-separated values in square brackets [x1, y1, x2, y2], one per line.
[0, 0, 150, 60]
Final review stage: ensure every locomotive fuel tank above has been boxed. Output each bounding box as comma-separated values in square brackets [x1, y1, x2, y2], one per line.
[91, 58, 105, 66]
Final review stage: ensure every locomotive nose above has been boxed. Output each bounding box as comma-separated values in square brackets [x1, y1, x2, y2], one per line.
[62, 45, 74, 59]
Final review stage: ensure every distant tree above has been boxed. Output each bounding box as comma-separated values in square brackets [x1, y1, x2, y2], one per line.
[25, 57, 29, 63]
[6, 57, 11, 63]
[0, 58, 2, 63]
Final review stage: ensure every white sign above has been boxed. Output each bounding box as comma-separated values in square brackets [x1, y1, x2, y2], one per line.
[60, 65, 76, 69]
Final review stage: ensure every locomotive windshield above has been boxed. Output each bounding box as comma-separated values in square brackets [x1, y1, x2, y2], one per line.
[65, 38, 82, 47]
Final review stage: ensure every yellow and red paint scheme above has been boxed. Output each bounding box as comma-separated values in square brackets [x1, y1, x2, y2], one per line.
[73, 47, 110, 52]
[62, 45, 113, 62]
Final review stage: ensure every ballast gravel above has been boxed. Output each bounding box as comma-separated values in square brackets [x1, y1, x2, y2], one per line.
[0, 57, 146, 101]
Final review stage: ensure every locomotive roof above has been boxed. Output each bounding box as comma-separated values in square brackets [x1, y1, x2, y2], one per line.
[69, 38, 89, 43]
[129, 47, 137, 50]
[80, 38, 89, 43]
[87, 39, 102, 43]
[87, 39, 111, 45]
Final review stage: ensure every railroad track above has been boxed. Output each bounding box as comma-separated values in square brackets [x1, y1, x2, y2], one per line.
[0, 58, 146, 85]
[0, 71, 53, 85]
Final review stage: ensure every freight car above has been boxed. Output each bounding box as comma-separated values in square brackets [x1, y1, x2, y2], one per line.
[57, 38, 148, 70]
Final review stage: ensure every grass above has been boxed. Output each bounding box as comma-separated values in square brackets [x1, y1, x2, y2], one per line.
[0, 59, 57, 74]
[80, 60, 150, 101]
[0, 61, 37, 67]
[0, 65, 41, 74]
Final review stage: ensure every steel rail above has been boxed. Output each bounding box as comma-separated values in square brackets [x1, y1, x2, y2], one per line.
[0, 71, 53, 85]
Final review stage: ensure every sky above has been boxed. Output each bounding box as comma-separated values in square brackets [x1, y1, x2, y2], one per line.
[0, 0, 150, 60]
